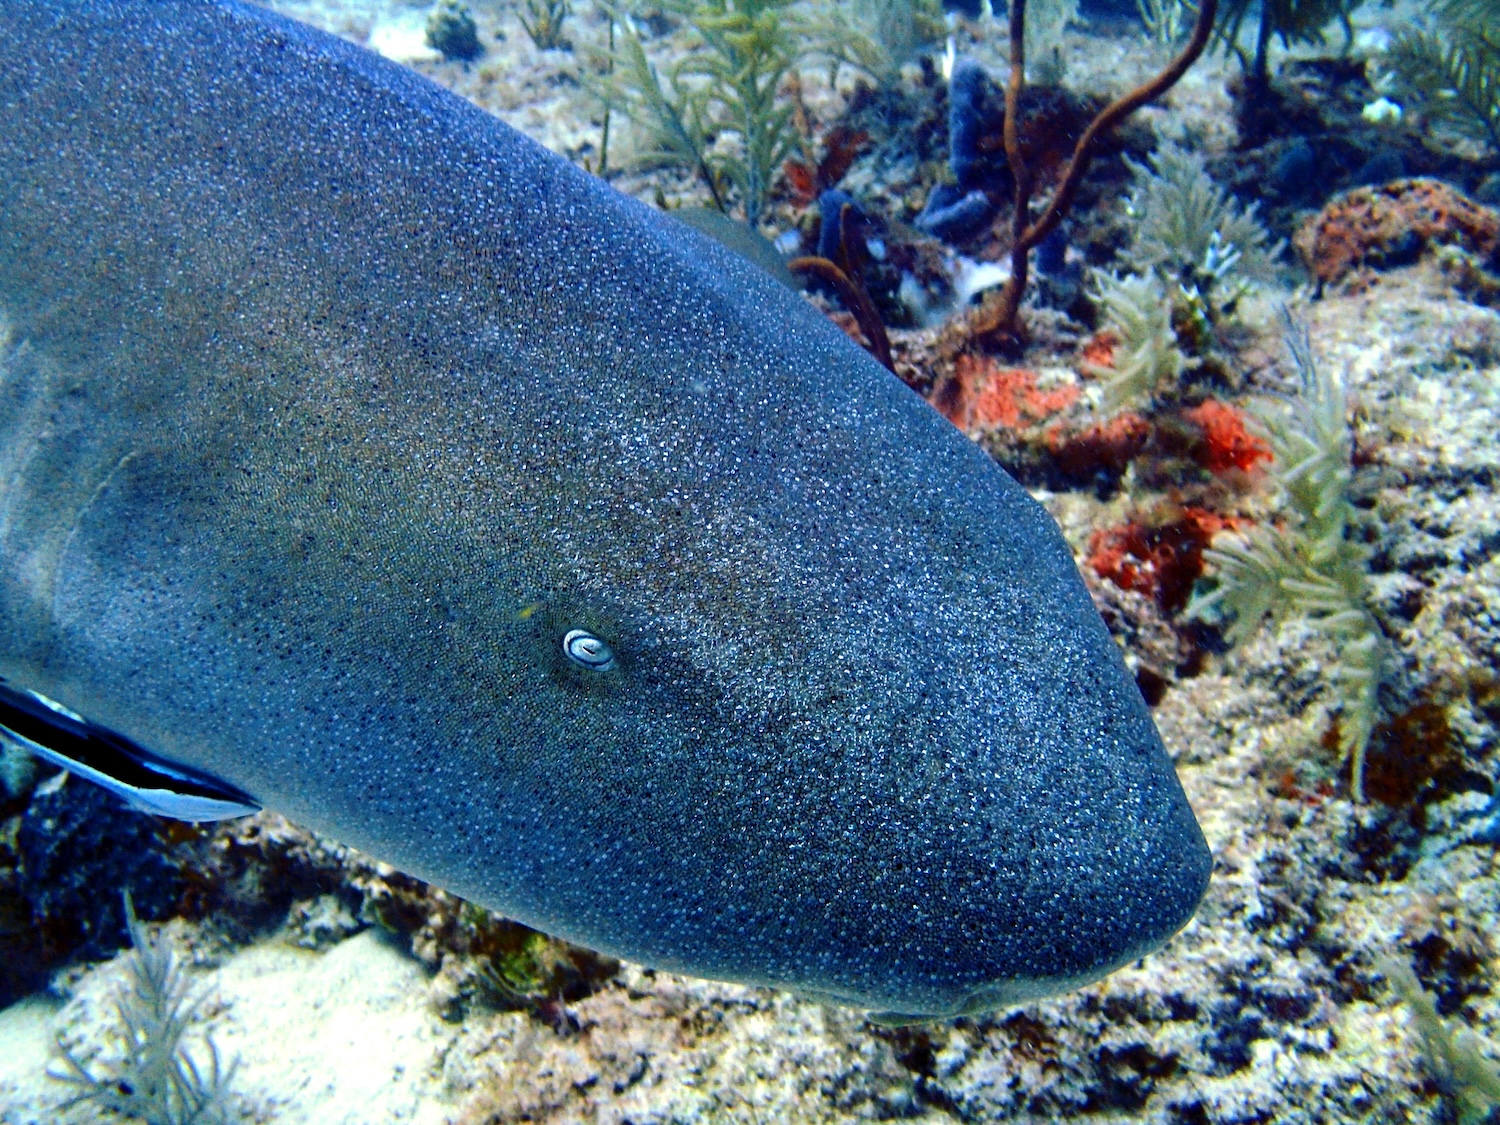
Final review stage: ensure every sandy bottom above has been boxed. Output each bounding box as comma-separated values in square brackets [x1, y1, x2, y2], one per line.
[0, 929, 459, 1125]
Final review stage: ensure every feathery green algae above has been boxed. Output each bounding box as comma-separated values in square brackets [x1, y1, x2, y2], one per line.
[1384, 0, 1500, 156]
[1083, 270, 1186, 413]
[1188, 318, 1386, 799]
[1123, 143, 1280, 296]
[1385, 956, 1500, 1125]
[52, 897, 238, 1125]
[520, 0, 572, 50]
[588, 0, 802, 226]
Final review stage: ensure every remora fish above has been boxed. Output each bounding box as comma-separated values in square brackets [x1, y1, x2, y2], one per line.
[0, 0, 1210, 1020]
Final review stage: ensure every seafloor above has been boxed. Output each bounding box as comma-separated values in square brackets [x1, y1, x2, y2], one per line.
[3, 0, 1500, 1122]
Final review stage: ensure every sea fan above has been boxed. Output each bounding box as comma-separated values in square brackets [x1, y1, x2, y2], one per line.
[1188, 316, 1385, 798]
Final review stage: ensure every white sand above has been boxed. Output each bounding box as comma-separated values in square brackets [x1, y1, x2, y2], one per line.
[0, 929, 461, 1125]
[213, 930, 456, 1124]
[0, 995, 64, 1125]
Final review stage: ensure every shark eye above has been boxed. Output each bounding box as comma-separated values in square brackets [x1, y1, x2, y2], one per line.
[562, 629, 615, 671]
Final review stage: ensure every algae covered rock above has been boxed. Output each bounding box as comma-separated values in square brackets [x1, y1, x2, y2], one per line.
[19, 779, 197, 965]
[1296, 178, 1500, 285]
[425, 0, 482, 61]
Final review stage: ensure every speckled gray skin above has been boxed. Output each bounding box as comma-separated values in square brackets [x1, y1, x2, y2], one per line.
[0, 0, 1209, 1018]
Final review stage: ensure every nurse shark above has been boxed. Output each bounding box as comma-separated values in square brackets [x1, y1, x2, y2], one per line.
[0, 0, 1210, 1020]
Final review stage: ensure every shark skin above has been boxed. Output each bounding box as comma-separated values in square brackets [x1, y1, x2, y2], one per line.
[0, 0, 1210, 1020]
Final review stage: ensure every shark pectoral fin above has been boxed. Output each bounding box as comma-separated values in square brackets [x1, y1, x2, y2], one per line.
[0, 680, 259, 822]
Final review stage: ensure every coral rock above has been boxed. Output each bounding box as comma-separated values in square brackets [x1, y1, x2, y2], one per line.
[1079, 329, 1119, 371]
[1044, 412, 1152, 481]
[933, 354, 1079, 432]
[18, 779, 199, 965]
[1295, 178, 1500, 285]
[1180, 399, 1272, 475]
[1088, 507, 1243, 615]
[426, 0, 483, 61]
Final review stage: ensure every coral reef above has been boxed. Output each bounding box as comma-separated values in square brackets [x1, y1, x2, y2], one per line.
[1045, 410, 1153, 483]
[947, 57, 997, 192]
[814, 188, 872, 264]
[972, 0, 1219, 342]
[1089, 505, 1241, 614]
[1221, 44, 1500, 242]
[913, 184, 997, 242]
[914, 56, 1140, 248]
[7, 4, 1500, 1123]
[933, 354, 1079, 431]
[203, 812, 618, 1020]
[1181, 398, 1273, 475]
[788, 254, 896, 370]
[18, 778, 201, 969]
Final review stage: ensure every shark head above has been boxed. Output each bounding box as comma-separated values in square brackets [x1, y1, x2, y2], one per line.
[0, 0, 1210, 1021]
